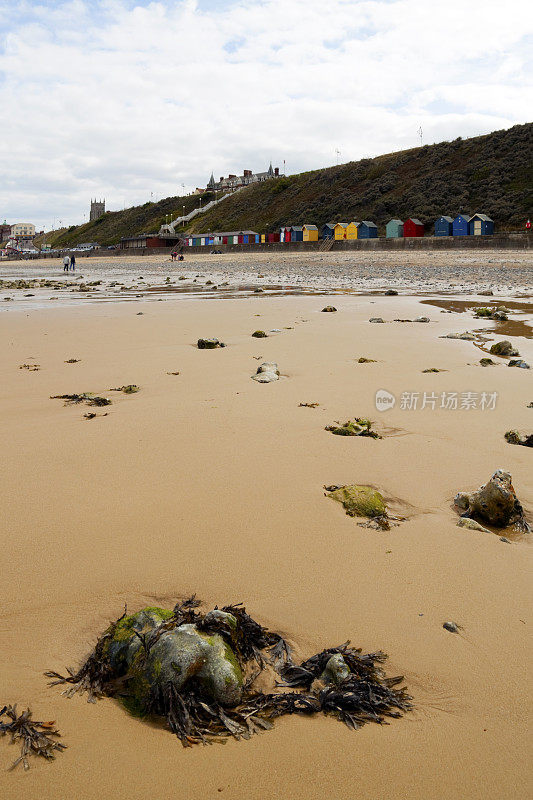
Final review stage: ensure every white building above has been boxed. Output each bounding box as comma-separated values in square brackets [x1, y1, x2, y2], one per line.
[11, 222, 36, 238]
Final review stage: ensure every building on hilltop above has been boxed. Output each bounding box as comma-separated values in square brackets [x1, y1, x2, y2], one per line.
[206, 163, 282, 193]
[10, 222, 36, 238]
[90, 199, 105, 221]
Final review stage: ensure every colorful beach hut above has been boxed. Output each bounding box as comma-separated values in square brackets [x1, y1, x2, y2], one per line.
[469, 214, 494, 236]
[321, 223, 336, 240]
[302, 224, 318, 242]
[334, 223, 348, 240]
[357, 221, 378, 239]
[386, 219, 403, 238]
[346, 222, 358, 240]
[403, 218, 424, 237]
[290, 226, 303, 242]
[453, 214, 471, 236]
[434, 216, 453, 237]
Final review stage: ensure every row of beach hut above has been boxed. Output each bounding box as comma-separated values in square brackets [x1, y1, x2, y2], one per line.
[386, 214, 494, 238]
[181, 213, 494, 247]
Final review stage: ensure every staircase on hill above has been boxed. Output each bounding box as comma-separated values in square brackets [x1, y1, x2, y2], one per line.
[159, 188, 242, 236]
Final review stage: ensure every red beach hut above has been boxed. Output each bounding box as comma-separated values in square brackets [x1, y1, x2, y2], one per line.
[403, 218, 424, 237]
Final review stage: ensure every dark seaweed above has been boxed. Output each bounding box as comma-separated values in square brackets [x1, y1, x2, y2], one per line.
[0, 705, 66, 770]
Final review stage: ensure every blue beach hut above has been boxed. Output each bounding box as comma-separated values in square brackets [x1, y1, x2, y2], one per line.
[321, 223, 336, 240]
[358, 221, 378, 239]
[434, 216, 453, 236]
[386, 219, 403, 238]
[469, 214, 494, 236]
[452, 214, 471, 236]
[290, 226, 303, 242]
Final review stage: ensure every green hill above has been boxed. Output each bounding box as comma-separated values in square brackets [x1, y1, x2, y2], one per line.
[44, 123, 532, 247]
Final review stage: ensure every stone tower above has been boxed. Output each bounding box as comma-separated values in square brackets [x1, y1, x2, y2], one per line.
[90, 199, 105, 222]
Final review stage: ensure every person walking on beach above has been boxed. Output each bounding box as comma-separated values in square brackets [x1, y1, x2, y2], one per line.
[70, 254, 76, 271]
[63, 255, 70, 271]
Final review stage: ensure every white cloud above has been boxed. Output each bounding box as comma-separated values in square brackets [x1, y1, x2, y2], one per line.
[0, 0, 531, 229]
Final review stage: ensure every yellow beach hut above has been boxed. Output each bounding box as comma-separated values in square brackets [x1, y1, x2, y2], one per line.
[302, 224, 318, 241]
[346, 222, 358, 240]
[334, 222, 348, 240]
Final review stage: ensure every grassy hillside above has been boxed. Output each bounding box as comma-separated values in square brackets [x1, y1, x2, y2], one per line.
[188, 123, 532, 235]
[40, 192, 204, 249]
[42, 123, 532, 247]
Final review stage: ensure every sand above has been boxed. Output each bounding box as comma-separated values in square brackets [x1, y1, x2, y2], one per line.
[0, 251, 532, 799]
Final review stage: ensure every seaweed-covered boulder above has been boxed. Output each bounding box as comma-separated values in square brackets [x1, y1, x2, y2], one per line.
[489, 340, 518, 357]
[326, 485, 387, 518]
[454, 470, 530, 532]
[47, 599, 411, 747]
[479, 358, 496, 367]
[251, 362, 280, 383]
[252, 330, 267, 338]
[198, 338, 225, 349]
[325, 418, 381, 438]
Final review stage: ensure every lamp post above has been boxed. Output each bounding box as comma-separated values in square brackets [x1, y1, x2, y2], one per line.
[182, 205, 185, 227]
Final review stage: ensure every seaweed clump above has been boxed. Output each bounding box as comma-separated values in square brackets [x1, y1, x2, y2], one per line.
[46, 598, 410, 746]
[325, 418, 381, 438]
[0, 705, 66, 770]
[504, 430, 533, 447]
[325, 484, 404, 530]
[51, 393, 112, 407]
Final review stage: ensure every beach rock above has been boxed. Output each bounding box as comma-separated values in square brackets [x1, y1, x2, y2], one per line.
[253, 287, 264, 293]
[384, 289, 398, 296]
[358, 357, 377, 363]
[505, 431, 533, 447]
[326, 485, 387, 518]
[454, 469, 529, 532]
[478, 289, 493, 296]
[456, 518, 491, 533]
[325, 418, 381, 438]
[321, 306, 337, 312]
[104, 608, 243, 713]
[441, 332, 475, 340]
[252, 362, 280, 382]
[252, 330, 267, 338]
[479, 358, 495, 366]
[197, 338, 225, 349]
[443, 622, 460, 634]
[320, 654, 350, 685]
[508, 359, 530, 369]
[414, 316, 430, 323]
[489, 340, 518, 357]
[369, 317, 385, 324]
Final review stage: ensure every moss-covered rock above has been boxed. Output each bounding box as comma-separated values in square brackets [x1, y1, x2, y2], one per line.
[490, 340, 518, 357]
[327, 485, 387, 518]
[321, 306, 337, 312]
[252, 330, 267, 337]
[198, 338, 225, 349]
[325, 419, 381, 438]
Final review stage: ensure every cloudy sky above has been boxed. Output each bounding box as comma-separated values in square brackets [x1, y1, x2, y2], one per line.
[1, 0, 532, 230]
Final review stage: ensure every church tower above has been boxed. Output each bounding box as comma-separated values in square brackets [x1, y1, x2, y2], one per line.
[90, 199, 105, 222]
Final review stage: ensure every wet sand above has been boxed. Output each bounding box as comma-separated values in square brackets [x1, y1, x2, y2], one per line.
[1, 252, 532, 800]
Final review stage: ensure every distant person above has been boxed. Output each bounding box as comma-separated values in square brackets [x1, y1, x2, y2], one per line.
[63, 255, 70, 271]
[171, 250, 177, 261]
[70, 254, 76, 271]
[178, 253, 184, 261]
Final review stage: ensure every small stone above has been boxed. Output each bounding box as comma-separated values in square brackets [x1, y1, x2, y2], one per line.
[326, 485, 387, 518]
[252, 330, 267, 338]
[384, 289, 398, 296]
[490, 340, 519, 357]
[479, 358, 495, 366]
[443, 622, 460, 634]
[251, 362, 280, 382]
[478, 289, 493, 296]
[321, 306, 337, 312]
[197, 338, 225, 349]
[508, 359, 530, 369]
[414, 316, 430, 323]
[320, 654, 350, 685]
[441, 332, 475, 340]
[456, 518, 491, 533]
[369, 317, 385, 323]
[358, 357, 377, 363]
[499, 537, 511, 543]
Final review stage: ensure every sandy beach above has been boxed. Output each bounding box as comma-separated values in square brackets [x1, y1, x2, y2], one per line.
[1, 251, 532, 800]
